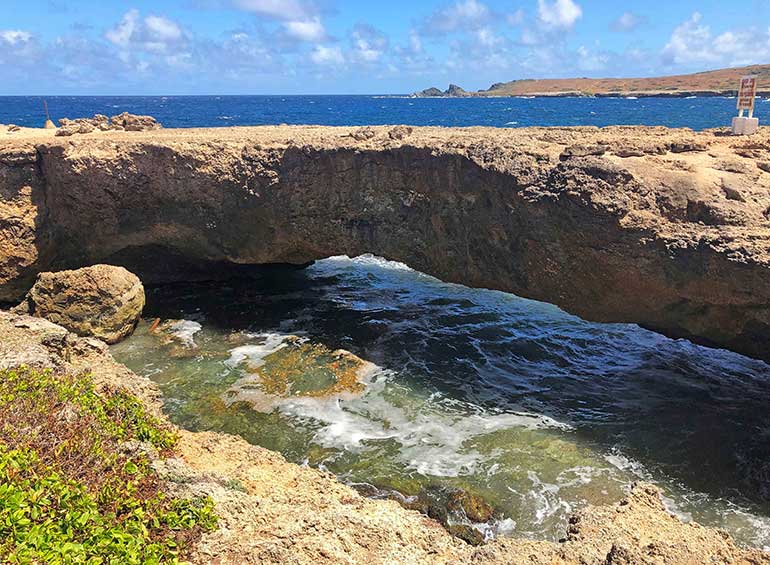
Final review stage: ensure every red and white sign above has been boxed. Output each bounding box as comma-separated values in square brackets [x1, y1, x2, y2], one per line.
[737, 76, 757, 112]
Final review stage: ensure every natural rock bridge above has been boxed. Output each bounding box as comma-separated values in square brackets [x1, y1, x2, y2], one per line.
[2, 124, 770, 362]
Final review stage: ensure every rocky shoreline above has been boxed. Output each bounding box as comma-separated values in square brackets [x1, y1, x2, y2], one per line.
[2, 307, 768, 563]
[2, 124, 770, 363]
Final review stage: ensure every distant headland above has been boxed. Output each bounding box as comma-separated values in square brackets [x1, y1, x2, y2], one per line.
[413, 64, 770, 98]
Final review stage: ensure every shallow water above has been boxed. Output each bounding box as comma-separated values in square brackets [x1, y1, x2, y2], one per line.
[111, 255, 770, 548]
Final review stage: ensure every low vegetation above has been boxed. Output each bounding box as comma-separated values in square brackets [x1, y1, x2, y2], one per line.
[0, 366, 217, 564]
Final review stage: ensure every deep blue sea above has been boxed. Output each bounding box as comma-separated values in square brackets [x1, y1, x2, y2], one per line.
[1, 94, 765, 130]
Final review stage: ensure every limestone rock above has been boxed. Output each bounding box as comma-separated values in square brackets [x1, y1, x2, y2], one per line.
[110, 112, 161, 132]
[13, 265, 145, 344]
[350, 126, 376, 141]
[388, 125, 413, 140]
[56, 118, 97, 136]
[2, 124, 770, 362]
[55, 113, 162, 135]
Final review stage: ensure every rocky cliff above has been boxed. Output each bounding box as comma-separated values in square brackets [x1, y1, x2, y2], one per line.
[2, 124, 770, 362]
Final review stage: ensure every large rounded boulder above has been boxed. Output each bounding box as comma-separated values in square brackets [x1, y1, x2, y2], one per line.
[14, 265, 145, 344]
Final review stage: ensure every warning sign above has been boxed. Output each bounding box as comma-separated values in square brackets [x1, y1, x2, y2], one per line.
[737, 76, 757, 112]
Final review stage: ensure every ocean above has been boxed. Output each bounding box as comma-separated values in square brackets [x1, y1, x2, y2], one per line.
[6, 92, 769, 549]
[0, 94, 763, 130]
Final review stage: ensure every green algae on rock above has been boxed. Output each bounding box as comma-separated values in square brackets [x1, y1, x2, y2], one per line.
[225, 336, 377, 412]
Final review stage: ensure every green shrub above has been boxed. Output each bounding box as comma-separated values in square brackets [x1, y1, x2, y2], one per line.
[0, 367, 217, 564]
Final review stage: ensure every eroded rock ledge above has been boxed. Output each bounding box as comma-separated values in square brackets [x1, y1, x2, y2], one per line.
[1, 309, 768, 564]
[2, 124, 770, 361]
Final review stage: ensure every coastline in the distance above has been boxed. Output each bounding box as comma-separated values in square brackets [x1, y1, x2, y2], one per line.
[413, 63, 770, 98]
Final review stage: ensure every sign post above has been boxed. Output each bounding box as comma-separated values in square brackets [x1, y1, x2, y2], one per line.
[732, 75, 759, 135]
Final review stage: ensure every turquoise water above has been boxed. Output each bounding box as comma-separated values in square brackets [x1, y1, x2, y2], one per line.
[111, 255, 770, 548]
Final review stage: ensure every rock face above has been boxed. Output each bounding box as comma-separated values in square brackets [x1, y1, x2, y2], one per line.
[13, 265, 145, 344]
[1, 125, 770, 362]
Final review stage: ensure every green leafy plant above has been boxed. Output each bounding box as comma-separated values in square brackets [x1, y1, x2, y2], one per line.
[0, 367, 217, 564]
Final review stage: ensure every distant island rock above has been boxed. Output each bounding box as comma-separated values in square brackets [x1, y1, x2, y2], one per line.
[413, 64, 770, 98]
[413, 84, 471, 98]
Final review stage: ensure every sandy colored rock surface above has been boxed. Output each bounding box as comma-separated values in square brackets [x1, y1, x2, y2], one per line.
[13, 264, 145, 344]
[0, 308, 768, 563]
[1, 124, 770, 363]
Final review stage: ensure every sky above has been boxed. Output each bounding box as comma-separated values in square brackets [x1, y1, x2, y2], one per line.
[2, 0, 770, 95]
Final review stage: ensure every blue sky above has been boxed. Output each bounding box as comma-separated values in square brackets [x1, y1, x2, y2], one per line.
[2, 0, 770, 94]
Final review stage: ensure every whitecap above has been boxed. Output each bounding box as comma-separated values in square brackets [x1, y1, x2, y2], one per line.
[225, 333, 294, 369]
[166, 320, 202, 348]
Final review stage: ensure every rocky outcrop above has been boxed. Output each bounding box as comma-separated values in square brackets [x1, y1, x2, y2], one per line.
[413, 84, 470, 97]
[1, 309, 767, 564]
[56, 113, 161, 136]
[13, 264, 144, 344]
[1, 125, 770, 362]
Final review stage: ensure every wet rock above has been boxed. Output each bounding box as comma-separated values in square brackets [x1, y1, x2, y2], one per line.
[404, 485, 495, 545]
[13, 264, 145, 344]
[149, 319, 203, 358]
[447, 489, 495, 523]
[225, 338, 376, 412]
[448, 524, 485, 546]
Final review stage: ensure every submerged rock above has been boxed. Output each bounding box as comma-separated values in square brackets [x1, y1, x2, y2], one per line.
[13, 264, 145, 344]
[225, 337, 376, 412]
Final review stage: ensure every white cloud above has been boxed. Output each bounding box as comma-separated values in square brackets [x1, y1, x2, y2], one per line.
[611, 12, 644, 32]
[537, 0, 582, 30]
[105, 10, 186, 54]
[662, 12, 770, 67]
[284, 17, 325, 41]
[475, 27, 502, 48]
[576, 45, 609, 71]
[311, 45, 344, 65]
[144, 15, 182, 41]
[422, 0, 492, 34]
[350, 25, 389, 63]
[0, 30, 32, 44]
[105, 9, 138, 47]
[232, 0, 308, 20]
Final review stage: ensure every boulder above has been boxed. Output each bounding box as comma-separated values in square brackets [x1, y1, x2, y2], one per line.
[56, 118, 97, 136]
[55, 113, 162, 135]
[110, 112, 162, 132]
[13, 265, 145, 344]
